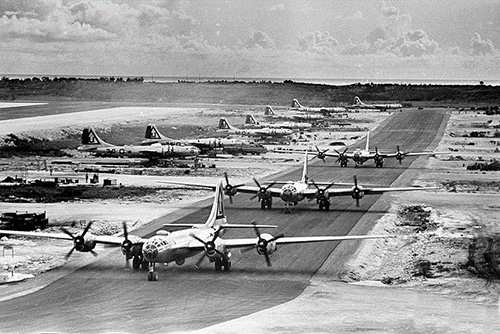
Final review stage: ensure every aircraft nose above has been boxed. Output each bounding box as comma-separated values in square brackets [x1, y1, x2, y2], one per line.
[143, 243, 158, 261]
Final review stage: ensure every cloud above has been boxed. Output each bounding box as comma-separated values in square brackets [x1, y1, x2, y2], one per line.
[470, 33, 495, 56]
[246, 30, 275, 49]
[343, 6, 438, 58]
[269, 4, 285, 12]
[298, 31, 339, 55]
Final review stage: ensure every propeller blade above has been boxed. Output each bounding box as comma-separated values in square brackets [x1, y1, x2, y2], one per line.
[65, 246, 76, 260]
[191, 234, 206, 246]
[90, 250, 98, 257]
[123, 222, 128, 240]
[356, 197, 360, 207]
[194, 254, 205, 268]
[224, 172, 230, 186]
[81, 221, 93, 237]
[264, 253, 272, 267]
[61, 227, 75, 240]
[252, 177, 261, 189]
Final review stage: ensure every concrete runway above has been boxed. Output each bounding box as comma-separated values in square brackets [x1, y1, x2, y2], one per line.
[0, 109, 449, 333]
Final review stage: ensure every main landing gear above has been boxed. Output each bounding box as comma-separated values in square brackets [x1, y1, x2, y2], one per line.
[214, 257, 231, 272]
[260, 198, 272, 210]
[133, 255, 148, 271]
[318, 199, 330, 211]
[340, 160, 348, 167]
[375, 160, 384, 168]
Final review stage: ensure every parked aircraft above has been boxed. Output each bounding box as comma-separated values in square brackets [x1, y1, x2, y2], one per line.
[264, 105, 325, 122]
[350, 96, 403, 111]
[162, 152, 436, 213]
[283, 132, 444, 168]
[243, 114, 312, 130]
[0, 179, 392, 281]
[142, 124, 267, 156]
[78, 127, 200, 159]
[217, 118, 293, 138]
[290, 99, 347, 114]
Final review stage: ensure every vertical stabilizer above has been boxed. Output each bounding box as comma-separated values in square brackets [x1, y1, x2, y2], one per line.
[301, 151, 309, 183]
[264, 106, 275, 115]
[145, 124, 171, 141]
[291, 99, 302, 109]
[245, 114, 259, 125]
[353, 96, 363, 105]
[81, 128, 112, 147]
[218, 118, 236, 130]
[365, 131, 370, 151]
[205, 179, 227, 228]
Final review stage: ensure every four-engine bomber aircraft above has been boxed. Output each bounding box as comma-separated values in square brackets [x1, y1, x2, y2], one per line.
[1, 180, 392, 281]
[281, 131, 444, 168]
[243, 114, 312, 130]
[216, 118, 293, 138]
[142, 124, 266, 156]
[162, 152, 436, 213]
[264, 105, 326, 122]
[290, 99, 347, 114]
[78, 127, 200, 159]
[350, 96, 403, 111]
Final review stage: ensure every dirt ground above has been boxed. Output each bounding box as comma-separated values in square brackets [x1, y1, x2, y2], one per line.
[0, 103, 499, 331]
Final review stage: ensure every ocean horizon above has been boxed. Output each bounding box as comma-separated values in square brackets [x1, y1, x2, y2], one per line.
[1, 74, 498, 86]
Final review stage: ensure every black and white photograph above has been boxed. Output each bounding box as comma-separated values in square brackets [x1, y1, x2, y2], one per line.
[0, 1, 499, 333]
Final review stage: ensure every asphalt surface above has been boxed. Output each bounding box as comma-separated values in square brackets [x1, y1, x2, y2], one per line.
[0, 108, 449, 333]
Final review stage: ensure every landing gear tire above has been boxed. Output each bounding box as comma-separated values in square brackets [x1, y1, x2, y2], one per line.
[147, 272, 158, 281]
[340, 161, 347, 167]
[223, 259, 231, 272]
[147, 262, 158, 281]
[215, 259, 223, 271]
[261, 199, 272, 210]
[133, 255, 142, 270]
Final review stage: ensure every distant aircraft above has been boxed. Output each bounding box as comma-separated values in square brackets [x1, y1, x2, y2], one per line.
[143, 124, 267, 156]
[77, 127, 200, 159]
[0, 179, 393, 280]
[162, 152, 436, 213]
[283, 131, 445, 168]
[243, 114, 312, 130]
[217, 118, 293, 138]
[350, 96, 403, 111]
[290, 99, 347, 114]
[264, 106, 325, 122]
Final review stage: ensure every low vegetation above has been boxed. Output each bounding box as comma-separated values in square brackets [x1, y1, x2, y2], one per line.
[2, 77, 500, 105]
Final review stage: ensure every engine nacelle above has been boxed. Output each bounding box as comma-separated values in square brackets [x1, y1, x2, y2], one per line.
[315, 189, 329, 202]
[256, 233, 278, 255]
[224, 186, 238, 197]
[351, 187, 365, 200]
[206, 239, 227, 260]
[75, 234, 97, 253]
[121, 234, 144, 258]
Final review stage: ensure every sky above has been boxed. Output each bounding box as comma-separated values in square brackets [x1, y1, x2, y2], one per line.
[0, 0, 499, 82]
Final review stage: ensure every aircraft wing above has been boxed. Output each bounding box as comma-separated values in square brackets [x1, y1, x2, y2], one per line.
[160, 180, 281, 198]
[383, 152, 438, 158]
[297, 185, 437, 198]
[0, 230, 128, 246]
[223, 234, 392, 248]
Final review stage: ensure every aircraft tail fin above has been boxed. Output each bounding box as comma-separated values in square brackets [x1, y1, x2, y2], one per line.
[264, 106, 275, 115]
[145, 124, 172, 141]
[301, 151, 309, 183]
[353, 96, 363, 106]
[365, 131, 370, 151]
[205, 179, 227, 228]
[245, 114, 259, 125]
[218, 118, 236, 130]
[81, 127, 112, 147]
[291, 99, 302, 109]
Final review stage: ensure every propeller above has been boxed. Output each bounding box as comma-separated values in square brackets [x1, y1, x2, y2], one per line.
[190, 228, 228, 265]
[374, 146, 383, 164]
[61, 222, 97, 260]
[252, 222, 284, 267]
[309, 179, 336, 202]
[223, 172, 245, 204]
[334, 147, 349, 165]
[315, 146, 329, 163]
[396, 145, 404, 164]
[250, 177, 275, 201]
[351, 175, 364, 207]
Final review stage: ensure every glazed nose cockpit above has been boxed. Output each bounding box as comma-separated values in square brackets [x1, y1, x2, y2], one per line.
[143, 238, 168, 261]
